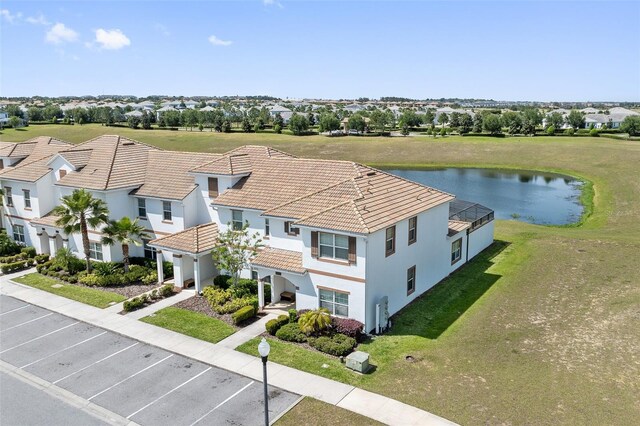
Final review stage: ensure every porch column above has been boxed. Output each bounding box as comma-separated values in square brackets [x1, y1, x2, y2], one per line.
[156, 250, 164, 284]
[173, 255, 184, 288]
[270, 275, 276, 303]
[193, 257, 201, 294]
[258, 278, 265, 309]
[62, 238, 69, 249]
[48, 236, 57, 255]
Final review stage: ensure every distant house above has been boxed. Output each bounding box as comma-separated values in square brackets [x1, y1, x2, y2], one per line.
[0, 111, 9, 126]
[583, 108, 639, 129]
[156, 105, 177, 121]
[124, 110, 144, 118]
[269, 105, 293, 124]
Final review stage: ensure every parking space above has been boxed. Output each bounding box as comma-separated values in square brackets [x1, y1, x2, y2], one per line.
[0, 295, 299, 425]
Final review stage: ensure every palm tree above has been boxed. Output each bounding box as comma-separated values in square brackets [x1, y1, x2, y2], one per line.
[101, 217, 149, 272]
[54, 189, 109, 273]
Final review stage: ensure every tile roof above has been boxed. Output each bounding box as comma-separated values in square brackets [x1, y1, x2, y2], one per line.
[149, 223, 219, 254]
[30, 210, 62, 228]
[190, 154, 253, 175]
[134, 151, 222, 200]
[448, 220, 471, 237]
[251, 247, 306, 274]
[0, 136, 69, 159]
[57, 149, 93, 169]
[0, 137, 73, 182]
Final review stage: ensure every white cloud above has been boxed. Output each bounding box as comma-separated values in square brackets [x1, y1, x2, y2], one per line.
[208, 35, 232, 46]
[1, 9, 21, 23]
[154, 23, 170, 37]
[263, 0, 283, 8]
[94, 28, 131, 50]
[26, 14, 49, 26]
[45, 23, 79, 44]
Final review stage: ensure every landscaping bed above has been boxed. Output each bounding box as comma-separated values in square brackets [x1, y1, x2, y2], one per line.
[120, 284, 176, 313]
[173, 294, 264, 328]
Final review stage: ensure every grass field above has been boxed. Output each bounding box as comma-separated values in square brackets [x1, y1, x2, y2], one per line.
[140, 307, 236, 344]
[274, 397, 383, 426]
[3, 124, 639, 424]
[12, 273, 126, 308]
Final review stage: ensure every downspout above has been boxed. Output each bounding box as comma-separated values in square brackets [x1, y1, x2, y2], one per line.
[466, 229, 470, 263]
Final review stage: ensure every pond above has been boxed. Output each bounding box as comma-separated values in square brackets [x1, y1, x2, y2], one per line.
[384, 168, 584, 225]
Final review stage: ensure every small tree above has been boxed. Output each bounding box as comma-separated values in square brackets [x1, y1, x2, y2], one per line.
[566, 110, 585, 130]
[101, 217, 149, 272]
[8, 116, 21, 129]
[299, 308, 331, 335]
[439, 127, 447, 137]
[546, 125, 556, 135]
[318, 113, 340, 133]
[620, 115, 640, 136]
[473, 113, 483, 133]
[211, 222, 263, 288]
[349, 114, 366, 133]
[437, 112, 449, 127]
[288, 113, 310, 136]
[273, 112, 285, 129]
[483, 114, 503, 135]
[127, 116, 141, 129]
[242, 117, 252, 132]
[458, 114, 473, 134]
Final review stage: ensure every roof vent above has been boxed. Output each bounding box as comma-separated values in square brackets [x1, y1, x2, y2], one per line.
[122, 142, 135, 146]
[366, 171, 376, 176]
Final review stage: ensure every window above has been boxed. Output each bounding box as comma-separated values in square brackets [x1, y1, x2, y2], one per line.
[232, 210, 243, 230]
[162, 201, 172, 221]
[407, 266, 416, 295]
[0, 159, 4, 170]
[385, 226, 396, 257]
[13, 224, 24, 243]
[319, 289, 349, 317]
[251, 270, 258, 281]
[143, 239, 156, 260]
[23, 190, 31, 209]
[208, 177, 219, 198]
[451, 238, 462, 264]
[138, 198, 147, 218]
[5, 187, 12, 206]
[408, 216, 417, 245]
[59, 169, 67, 179]
[319, 232, 349, 261]
[89, 242, 103, 261]
[264, 218, 270, 237]
[284, 221, 299, 236]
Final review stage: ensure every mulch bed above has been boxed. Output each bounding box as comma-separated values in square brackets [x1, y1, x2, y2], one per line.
[174, 295, 264, 328]
[36, 272, 160, 299]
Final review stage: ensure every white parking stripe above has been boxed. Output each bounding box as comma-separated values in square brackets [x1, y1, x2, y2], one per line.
[0, 322, 79, 354]
[20, 331, 108, 369]
[190, 381, 255, 426]
[127, 366, 213, 419]
[0, 304, 30, 316]
[0, 313, 54, 333]
[53, 342, 139, 384]
[87, 354, 173, 401]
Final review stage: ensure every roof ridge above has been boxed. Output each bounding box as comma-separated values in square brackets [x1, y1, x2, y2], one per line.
[263, 177, 358, 214]
[102, 136, 120, 191]
[349, 199, 370, 233]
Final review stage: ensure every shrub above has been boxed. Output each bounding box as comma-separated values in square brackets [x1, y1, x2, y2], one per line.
[78, 274, 102, 286]
[214, 297, 257, 315]
[299, 308, 331, 335]
[0, 232, 21, 256]
[93, 262, 120, 277]
[228, 278, 258, 298]
[295, 309, 311, 321]
[589, 128, 599, 137]
[332, 317, 364, 341]
[231, 305, 256, 325]
[275, 322, 308, 343]
[141, 272, 158, 285]
[202, 286, 232, 307]
[123, 297, 145, 312]
[0, 252, 27, 264]
[546, 125, 556, 135]
[1, 259, 32, 274]
[288, 309, 297, 323]
[34, 254, 50, 264]
[213, 274, 232, 289]
[68, 276, 78, 284]
[265, 316, 290, 336]
[53, 248, 85, 274]
[565, 128, 575, 135]
[159, 284, 174, 298]
[150, 289, 159, 299]
[21, 246, 37, 258]
[308, 333, 356, 356]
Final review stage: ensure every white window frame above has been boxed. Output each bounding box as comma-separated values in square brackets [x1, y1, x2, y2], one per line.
[232, 210, 243, 230]
[319, 288, 349, 317]
[138, 198, 147, 218]
[13, 224, 25, 243]
[451, 238, 462, 264]
[408, 216, 417, 245]
[5, 187, 13, 207]
[162, 201, 172, 222]
[264, 218, 270, 237]
[89, 242, 103, 261]
[319, 232, 349, 261]
[385, 225, 395, 257]
[23, 189, 31, 209]
[407, 265, 416, 295]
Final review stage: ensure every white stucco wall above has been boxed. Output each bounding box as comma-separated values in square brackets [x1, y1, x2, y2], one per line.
[467, 221, 495, 259]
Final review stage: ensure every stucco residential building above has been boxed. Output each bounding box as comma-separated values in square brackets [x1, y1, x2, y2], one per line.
[0, 136, 494, 332]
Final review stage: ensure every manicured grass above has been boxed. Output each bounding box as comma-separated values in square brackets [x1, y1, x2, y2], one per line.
[275, 397, 384, 426]
[12, 273, 126, 308]
[4, 125, 640, 424]
[140, 307, 235, 344]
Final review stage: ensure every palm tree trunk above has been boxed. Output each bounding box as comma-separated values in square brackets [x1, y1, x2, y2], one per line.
[80, 214, 92, 273]
[122, 244, 130, 273]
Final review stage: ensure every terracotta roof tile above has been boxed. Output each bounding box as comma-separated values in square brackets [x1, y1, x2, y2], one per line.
[448, 220, 471, 236]
[30, 210, 61, 227]
[251, 247, 306, 274]
[0, 137, 73, 182]
[149, 223, 219, 254]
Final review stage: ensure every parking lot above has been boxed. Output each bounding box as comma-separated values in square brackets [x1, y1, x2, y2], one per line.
[0, 295, 299, 425]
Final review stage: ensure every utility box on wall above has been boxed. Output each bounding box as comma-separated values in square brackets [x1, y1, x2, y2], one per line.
[346, 351, 370, 373]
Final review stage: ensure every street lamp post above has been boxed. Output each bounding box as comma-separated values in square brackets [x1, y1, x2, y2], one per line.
[258, 338, 271, 426]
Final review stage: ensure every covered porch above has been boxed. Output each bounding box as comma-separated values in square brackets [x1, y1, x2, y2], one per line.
[251, 247, 307, 311]
[148, 223, 219, 293]
[29, 212, 69, 255]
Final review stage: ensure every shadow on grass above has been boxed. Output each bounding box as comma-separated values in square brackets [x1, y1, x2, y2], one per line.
[389, 240, 510, 339]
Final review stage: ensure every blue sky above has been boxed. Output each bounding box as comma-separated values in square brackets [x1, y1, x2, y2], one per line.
[1, 1, 639, 101]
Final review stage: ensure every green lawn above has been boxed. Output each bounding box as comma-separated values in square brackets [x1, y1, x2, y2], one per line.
[140, 307, 235, 344]
[12, 273, 126, 308]
[275, 397, 383, 426]
[4, 126, 640, 424]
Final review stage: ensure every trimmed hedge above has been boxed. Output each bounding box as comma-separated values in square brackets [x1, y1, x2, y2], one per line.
[158, 284, 174, 298]
[308, 333, 356, 356]
[123, 296, 145, 312]
[1, 259, 34, 274]
[332, 317, 364, 341]
[275, 322, 308, 343]
[231, 305, 256, 325]
[266, 314, 290, 335]
[214, 274, 232, 289]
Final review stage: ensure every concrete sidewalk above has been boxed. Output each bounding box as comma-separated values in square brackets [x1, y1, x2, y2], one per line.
[1, 277, 457, 426]
[217, 313, 278, 349]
